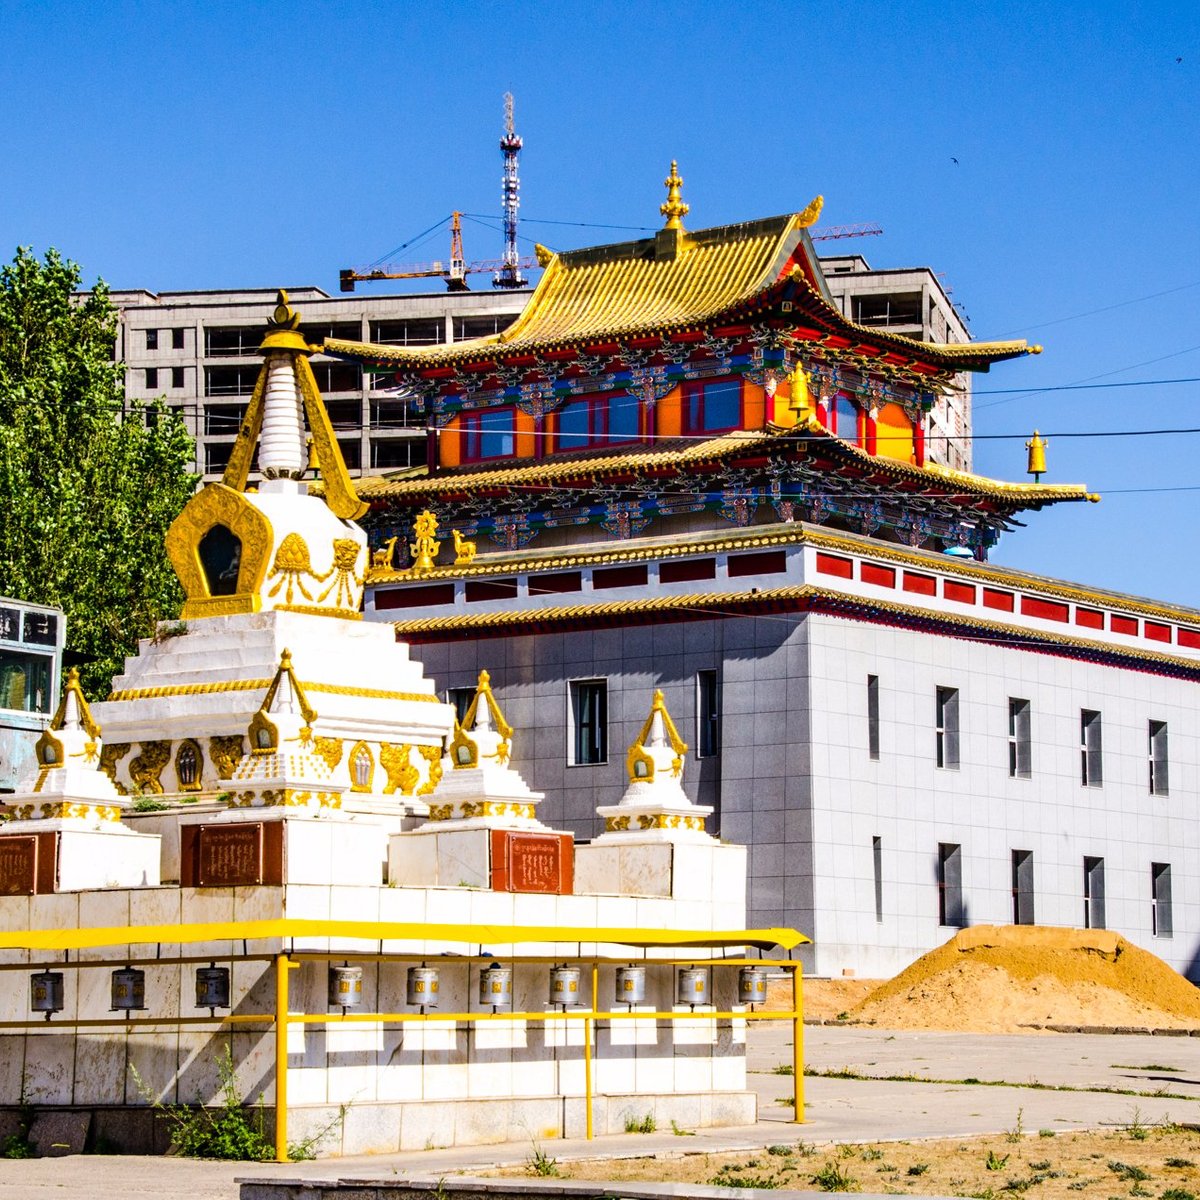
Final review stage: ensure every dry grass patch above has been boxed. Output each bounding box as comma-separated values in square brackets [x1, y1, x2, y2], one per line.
[494, 1125, 1200, 1197]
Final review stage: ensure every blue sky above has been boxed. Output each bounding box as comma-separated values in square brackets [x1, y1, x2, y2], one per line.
[2, 1, 1198, 604]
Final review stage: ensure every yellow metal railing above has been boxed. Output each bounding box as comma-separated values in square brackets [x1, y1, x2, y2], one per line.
[0, 919, 808, 1162]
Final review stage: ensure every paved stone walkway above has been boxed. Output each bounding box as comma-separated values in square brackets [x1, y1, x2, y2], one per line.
[2, 1025, 1196, 1200]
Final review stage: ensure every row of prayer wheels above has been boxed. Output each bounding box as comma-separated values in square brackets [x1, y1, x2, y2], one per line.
[27, 962, 772, 1019]
[329, 963, 771, 1011]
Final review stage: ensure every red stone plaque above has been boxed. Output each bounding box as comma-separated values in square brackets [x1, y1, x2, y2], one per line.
[197, 823, 264, 887]
[491, 830, 574, 895]
[0, 836, 37, 896]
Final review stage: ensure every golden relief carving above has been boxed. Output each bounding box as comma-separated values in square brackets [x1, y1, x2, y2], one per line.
[416, 744, 443, 795]
[348, 740, 375, 792]
[268, 533, 318, 603]
[605, 815, 631, 832]
[208, 736, 245, 781]
[318, 538, 364, 609]
[129, 741, 171, 795]
[379, 743, 419, 795]
[427, 803, 453, 821]
[12, 801, 122, 822]
[312, 736, 344, 770]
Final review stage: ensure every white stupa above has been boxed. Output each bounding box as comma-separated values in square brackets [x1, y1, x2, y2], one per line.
[89, 291, 454, 815]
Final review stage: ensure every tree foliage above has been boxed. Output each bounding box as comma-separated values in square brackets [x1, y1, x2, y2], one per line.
[0, 247, 196, 697]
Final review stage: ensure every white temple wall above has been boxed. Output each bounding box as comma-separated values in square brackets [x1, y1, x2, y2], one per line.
[806, 612, 1200, 979]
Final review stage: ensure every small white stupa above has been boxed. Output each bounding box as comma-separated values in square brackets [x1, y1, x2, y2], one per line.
[0, 668, 161, 891]
[389, 670, 574, 892]
[575, 690, 743, 902]
[596, 689, 713, 841]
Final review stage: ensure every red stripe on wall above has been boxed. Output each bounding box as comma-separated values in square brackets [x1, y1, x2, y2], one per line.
[1111, 615, 1139, 636]
[944, 580, 976, 604]
[1144, 621, 1172, 643]
[1075, 607, 1104, 629]
[815, 552, 853, 579]
[1020, 595, 1070, 622]
[860, 562, 896, 588]
[982, 588, 1014, 612]
[902, 571, 937, 596]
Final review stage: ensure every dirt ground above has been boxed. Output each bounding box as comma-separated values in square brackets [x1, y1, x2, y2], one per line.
[507, 1124, 1200, 1196]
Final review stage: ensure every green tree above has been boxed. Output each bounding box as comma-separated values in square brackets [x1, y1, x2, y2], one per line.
[0, 247, 196, 697]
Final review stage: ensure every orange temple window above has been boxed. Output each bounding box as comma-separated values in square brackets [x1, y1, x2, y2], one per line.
[552, 391, 640, 453]
[460, 407, 516, 462]
[682, 378, 743, 435]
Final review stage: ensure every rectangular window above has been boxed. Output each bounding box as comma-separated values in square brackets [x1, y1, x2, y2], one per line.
[937, 842, 964, 927]
[697, 670, 720, 758]
[171, 327, 185, 350]
[145, 328, 158, 350]
[446, 686, 476, 725]
[1149, 720, 1169, 796]
[1151, 863, 1173, 938]
[872, 836, 883, 922]
[171, 366, 185, 390]
[1008, 698, 1031, 778]
[1083, 856, 1106, 929]
[683, 379, 742, 434]
[1011, 850, 1035, 925]
[145, 367, 158, 389]
[833, 394, 860, 443]
[461, 407, 515, 462]
[552, 392, 639, 452]
[867, 675, 880, 760]
[936, 686, 959, 769]
[569, 679, 607, 766]
[205, 325, 261, 357]
[1081, 710, 1103, 787]
[0, 649, 52, 713]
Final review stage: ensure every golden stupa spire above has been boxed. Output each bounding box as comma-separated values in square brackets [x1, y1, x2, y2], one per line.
[660, 161, 689, 231]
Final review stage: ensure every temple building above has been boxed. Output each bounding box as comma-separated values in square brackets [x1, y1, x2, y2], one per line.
[321, 165, 1200, 982]
[0, 289, 803, 1155]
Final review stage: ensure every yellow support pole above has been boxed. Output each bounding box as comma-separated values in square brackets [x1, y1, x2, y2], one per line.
[584, 961, 597, 1140]
[792, 960, 805, 1122]
[274, 953, 294, 1163]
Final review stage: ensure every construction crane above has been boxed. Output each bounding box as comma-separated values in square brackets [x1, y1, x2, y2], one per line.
[340, 96, 535, 294]
[811, 223, 884, 241]
[339, 212, 537, 293]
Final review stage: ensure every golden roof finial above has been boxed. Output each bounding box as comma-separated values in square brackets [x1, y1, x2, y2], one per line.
[660, 160, 689, 231]
[1026, 430, 1047, 481]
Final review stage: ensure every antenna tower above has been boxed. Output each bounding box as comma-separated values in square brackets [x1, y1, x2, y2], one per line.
[495, 92, 526, 289]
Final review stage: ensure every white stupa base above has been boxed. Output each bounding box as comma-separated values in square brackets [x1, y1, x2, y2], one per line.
[575, 836, 745, 908]
[0, 820, 163, 891]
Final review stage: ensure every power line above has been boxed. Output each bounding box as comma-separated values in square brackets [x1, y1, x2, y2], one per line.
[974, 375, 1200, 396]
[994, 278, 1200, 339]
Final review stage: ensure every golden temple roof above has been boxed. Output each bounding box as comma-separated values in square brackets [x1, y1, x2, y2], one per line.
[324, 212, 1037, 374]
[354, 421, 1097, 507]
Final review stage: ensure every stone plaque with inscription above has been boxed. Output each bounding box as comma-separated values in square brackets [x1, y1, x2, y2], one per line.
[197, 823, 264, 887]
[0, 836, 38, 896]
[491, 830, 574, 895]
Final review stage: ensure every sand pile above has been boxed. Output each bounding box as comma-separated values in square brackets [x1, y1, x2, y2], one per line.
[848, 925, 1200, 1033]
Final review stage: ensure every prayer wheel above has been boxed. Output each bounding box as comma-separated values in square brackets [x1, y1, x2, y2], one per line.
[195, 966, 231, 1011]
[738, 966, 768, 1006]
[30, 971, 64, 1018]
[406, 966, 440, 1008]
[549, 965, 582, 1007]
[111, 967, 147, 1012]
[328, 965, 363, 1009]
[614, 965, 645, 1006]
[676, 966, 708, 1006]
[478, 964, 512, 1009]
